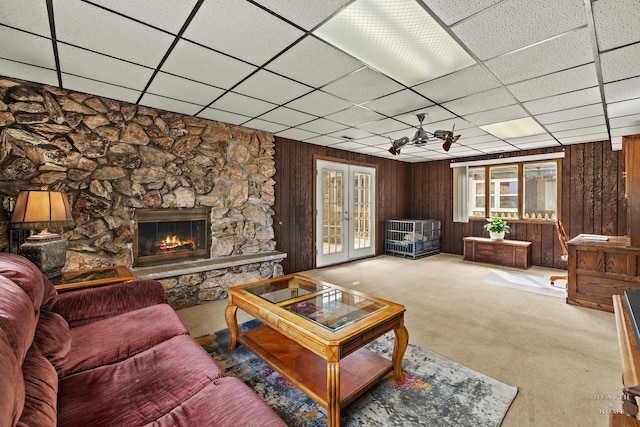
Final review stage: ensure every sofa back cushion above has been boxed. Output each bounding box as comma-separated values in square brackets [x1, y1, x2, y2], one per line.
[0, 253, 58, 311]
[34, 311, 71, 373]
[0, 328, 25, 427]
[16, 346, 58, 427]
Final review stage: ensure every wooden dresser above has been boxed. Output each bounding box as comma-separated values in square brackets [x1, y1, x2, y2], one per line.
[567, 235, 640, 312]
[463, 237, 532, 269]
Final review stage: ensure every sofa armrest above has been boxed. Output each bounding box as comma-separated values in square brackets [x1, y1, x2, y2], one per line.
[53, 279, 166, 328]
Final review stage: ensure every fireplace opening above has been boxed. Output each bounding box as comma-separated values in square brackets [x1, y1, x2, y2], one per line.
[134, 208, 211, 267]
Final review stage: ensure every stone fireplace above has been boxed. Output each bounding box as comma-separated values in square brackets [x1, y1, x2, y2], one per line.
[134, 208, 211, 267]
[0, 75, 285, 309]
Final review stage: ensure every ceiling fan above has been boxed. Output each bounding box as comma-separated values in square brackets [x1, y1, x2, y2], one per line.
[388, 113, 461, 155]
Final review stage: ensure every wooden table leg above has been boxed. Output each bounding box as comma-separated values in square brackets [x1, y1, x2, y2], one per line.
[327, 347, 341, 427]
[392, 317, 409, 381]
[225, 302, 238, 349]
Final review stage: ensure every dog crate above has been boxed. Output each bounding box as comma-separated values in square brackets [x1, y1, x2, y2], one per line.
[385, 219, 441, 259]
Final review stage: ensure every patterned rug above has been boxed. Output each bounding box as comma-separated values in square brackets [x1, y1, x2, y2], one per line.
[204, 321, 517, 426]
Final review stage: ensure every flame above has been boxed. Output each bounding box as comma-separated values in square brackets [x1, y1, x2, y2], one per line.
[158, 235, 196, 252]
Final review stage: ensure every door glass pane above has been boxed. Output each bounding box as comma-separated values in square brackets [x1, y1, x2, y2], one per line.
[468, 167, 485, 217]
[353, 172, 372, 250]
[523, 162, 557, 220]
[322, 169, 343, 255]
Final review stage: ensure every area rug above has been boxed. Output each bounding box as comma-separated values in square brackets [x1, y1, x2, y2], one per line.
[481, 270, 567, 298]
[204, 321, 517, 426]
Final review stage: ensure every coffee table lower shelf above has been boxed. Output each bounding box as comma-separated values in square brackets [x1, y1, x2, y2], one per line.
[238, 325, 393, 410]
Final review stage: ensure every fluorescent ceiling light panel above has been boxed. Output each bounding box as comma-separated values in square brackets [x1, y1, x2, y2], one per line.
[314, 0, 475, 86]
[480, 117, 547, 140]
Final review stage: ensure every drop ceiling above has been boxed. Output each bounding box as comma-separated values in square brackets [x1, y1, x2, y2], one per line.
[1, 0, 639, 162]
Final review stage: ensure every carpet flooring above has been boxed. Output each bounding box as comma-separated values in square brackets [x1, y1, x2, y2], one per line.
[204, 320, 518, 427]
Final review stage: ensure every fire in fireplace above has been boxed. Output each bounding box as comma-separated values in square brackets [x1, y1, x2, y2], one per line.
[134, 208, 211, 267]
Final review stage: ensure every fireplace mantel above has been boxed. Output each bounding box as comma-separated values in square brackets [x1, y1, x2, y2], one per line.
[131, 251, 287, 281]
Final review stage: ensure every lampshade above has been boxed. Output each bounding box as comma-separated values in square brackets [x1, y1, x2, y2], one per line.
[9, 191, 75, 231]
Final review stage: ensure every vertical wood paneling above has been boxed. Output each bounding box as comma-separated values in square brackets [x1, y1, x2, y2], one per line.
[274, 138, 625, 272]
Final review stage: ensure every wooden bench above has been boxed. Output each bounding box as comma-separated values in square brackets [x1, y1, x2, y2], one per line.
[463, 237, 532, 269]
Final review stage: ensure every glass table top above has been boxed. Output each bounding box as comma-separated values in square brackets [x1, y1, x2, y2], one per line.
[245, 276, 328, 304]
[283, 289, 385, 331]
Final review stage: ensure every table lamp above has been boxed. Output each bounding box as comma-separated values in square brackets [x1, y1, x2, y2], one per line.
[9, 191, 75, 279]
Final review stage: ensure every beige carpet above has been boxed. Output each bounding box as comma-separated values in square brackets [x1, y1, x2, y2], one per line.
[176, 253, 621, 427]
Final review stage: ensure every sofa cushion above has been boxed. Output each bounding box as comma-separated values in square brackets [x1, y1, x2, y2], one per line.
[58, 334, 226, 427]
[0, 329, 25, 427]
[61, 303, 189, 377]
[149, 376, 286, 427]
[0, 275, 38, 363]
[34, 311, 71, 373]
[17, 346, 58, 427]
[0, 253, 51, 309]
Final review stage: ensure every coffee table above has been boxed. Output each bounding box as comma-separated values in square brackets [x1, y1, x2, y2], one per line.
[225, 273, 408, 427]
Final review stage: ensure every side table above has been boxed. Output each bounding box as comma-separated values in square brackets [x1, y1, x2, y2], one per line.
[53, 265, 134, 292]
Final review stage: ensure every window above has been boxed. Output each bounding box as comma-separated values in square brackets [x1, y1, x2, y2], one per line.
[466, 160, 559, 221]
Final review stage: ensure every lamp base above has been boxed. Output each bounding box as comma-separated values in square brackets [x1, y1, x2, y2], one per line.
[20, 234, 66, 280]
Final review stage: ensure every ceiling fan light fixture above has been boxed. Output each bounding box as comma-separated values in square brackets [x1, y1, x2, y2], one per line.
[480, 117, 547, 140]
[314, 0, 475, 86]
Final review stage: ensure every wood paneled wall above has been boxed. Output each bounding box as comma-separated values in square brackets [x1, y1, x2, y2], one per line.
[408, 141, 626, 269]
[273, 138, 625, 272]
[273, 137, 411, 274]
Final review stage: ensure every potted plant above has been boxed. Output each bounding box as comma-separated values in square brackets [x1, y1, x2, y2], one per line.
[484, 217, 510, 240]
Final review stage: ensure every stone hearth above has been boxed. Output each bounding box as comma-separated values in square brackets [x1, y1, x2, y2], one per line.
[0, 76, 284, 309]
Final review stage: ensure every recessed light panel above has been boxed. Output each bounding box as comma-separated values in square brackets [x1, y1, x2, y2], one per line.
[314, 0, 475, 86]
[480, 117, 547, 140]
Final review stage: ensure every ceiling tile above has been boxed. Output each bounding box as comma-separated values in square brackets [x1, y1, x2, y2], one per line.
[53, 0, 174, 68]
[259, 107, 316, 127]
[600, 43, 640, 83]
[184, 0, 303, 65]
[551, 125, 608, 139]
[463, 104, 528, 126]
[305, 135, 343, 146]
[233, 70, 312, 106]
[209, 92, 276, 117]
[0, 59, 56, 86]
[545, 116, 606, 132]
[298, 118, 347, 134]
[241, 119, 288, 134]
[285, 90, 353, 117]
[605, 76, 640, 103]
[512, 140, 561, 149]
[507, 64, 598, 102]
[0, 0, 50, 37]
[160, 40, 257, 89]
[325, 106, 385, 127]
[355, 135, 393, 147]
[266, 36, 363, 87]
[442, 87, 515, 116]
[350, 145, 388, 154]
[523, 87, 602, 115]
[422, 0, 501, 26]
[322, 67, 405, 104]
[197, 108, 251, 125]
[505, 134, 554, 144]
[276, 128, 319, 141]
[147, 72, 224, 106]
[327, 127, 373, 140]
[535, 103, 604, 125]
[139, 93, 202, 116]
[593, 0, 640, 52]
[412, 65, 500, 103]
[363, 90, 432, 117]
[610, 113, 640, 129]
[395, 105, 455, 126]
[469, 140, 515, 150]
[359, 118, 410, 134]
[58, 44, 153, 90]
[452, 0, 586, 60]
[611, 125, 640, 138]
[329, 141, 367, 150]
[61, 73, 140, 104]
[460, 134, 501, 146]
[91, 0, 198, 34]
[254, 0, 352, 31]
[0, 27, 55, 69]
[485, 28, 593, 85]
[557, 133, 609, 145]
[608, 98, 640, 118]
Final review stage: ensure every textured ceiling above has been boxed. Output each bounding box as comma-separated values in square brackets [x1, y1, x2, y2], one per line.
[1, 0, 639, 162]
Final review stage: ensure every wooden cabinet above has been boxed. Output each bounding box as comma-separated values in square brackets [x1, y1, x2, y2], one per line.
[567, 235, 640, 312]
[624, 136, 640, 247]
[463, 237, 532, 269]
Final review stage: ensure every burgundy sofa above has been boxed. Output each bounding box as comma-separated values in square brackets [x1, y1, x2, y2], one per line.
[0, 253, 285, 427]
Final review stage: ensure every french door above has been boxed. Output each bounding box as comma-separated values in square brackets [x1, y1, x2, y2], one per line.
[316, 160, 376, 268]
